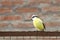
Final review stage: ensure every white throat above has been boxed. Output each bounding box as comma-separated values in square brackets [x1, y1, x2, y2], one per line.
[32, 17, 37, 21]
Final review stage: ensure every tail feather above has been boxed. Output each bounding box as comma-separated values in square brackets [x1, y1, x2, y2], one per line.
[43, 23, 46, 30]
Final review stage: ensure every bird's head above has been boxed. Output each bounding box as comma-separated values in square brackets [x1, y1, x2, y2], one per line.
[32, 15, 38, 20]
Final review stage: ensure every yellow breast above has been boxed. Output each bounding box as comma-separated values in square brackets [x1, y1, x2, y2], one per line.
[33, 18, 44, 30]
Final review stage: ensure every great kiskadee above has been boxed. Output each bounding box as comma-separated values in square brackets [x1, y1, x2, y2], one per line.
[32, 15, 45, 31]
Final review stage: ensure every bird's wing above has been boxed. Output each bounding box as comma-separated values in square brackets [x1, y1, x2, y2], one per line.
[38, 18, 46, 29]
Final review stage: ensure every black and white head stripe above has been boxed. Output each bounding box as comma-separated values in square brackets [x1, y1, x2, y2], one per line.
[32, 15, 38, 18]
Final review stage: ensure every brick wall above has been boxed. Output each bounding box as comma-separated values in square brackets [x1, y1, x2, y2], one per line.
[0, 0, 60, 31]
[0, 0, 60, 40]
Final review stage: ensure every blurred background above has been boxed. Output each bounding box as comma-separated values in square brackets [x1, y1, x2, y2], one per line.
[0, 0, 60, 31]
[0, 0, 60, 40]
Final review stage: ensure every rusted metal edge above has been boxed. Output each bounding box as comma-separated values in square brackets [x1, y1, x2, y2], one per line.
[0, 31, 60, 36]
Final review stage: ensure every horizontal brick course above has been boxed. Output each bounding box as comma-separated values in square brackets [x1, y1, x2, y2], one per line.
[11, 22, 33, 28]
[0, 8, 12, 14]
[16, 8, 39, 13]
[0, 0, 24, 6]
[0, 23, 8, 27]
[45, 22, 60, 27]
[0, 15, 22, 21]
[42, 6, 60, 12]
[28, 0, 51, 4]
[54, 0, 60, 4]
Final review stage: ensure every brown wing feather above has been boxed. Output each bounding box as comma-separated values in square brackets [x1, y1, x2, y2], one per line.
[43, 23, 46, 29]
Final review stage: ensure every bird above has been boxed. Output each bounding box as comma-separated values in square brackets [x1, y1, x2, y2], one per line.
[32, 15, 45, 31]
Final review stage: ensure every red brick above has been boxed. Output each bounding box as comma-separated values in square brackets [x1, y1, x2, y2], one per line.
[0, 15, 22, 21]
[55, 0, 60, 4]
[53, 14, 60, 18]
[0, 0, 24, 6]
[0, 23, 8, 27]
[16, 8, 39, 13]
[42, 6, 60, 12]
[39, 14, 60, 20]
[28, 0, 51, 5]
[11, 22, 33, 28]
[23, 13, 33, 20]
[45, 22, 60, 27]
[0, 8, 12, 14]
